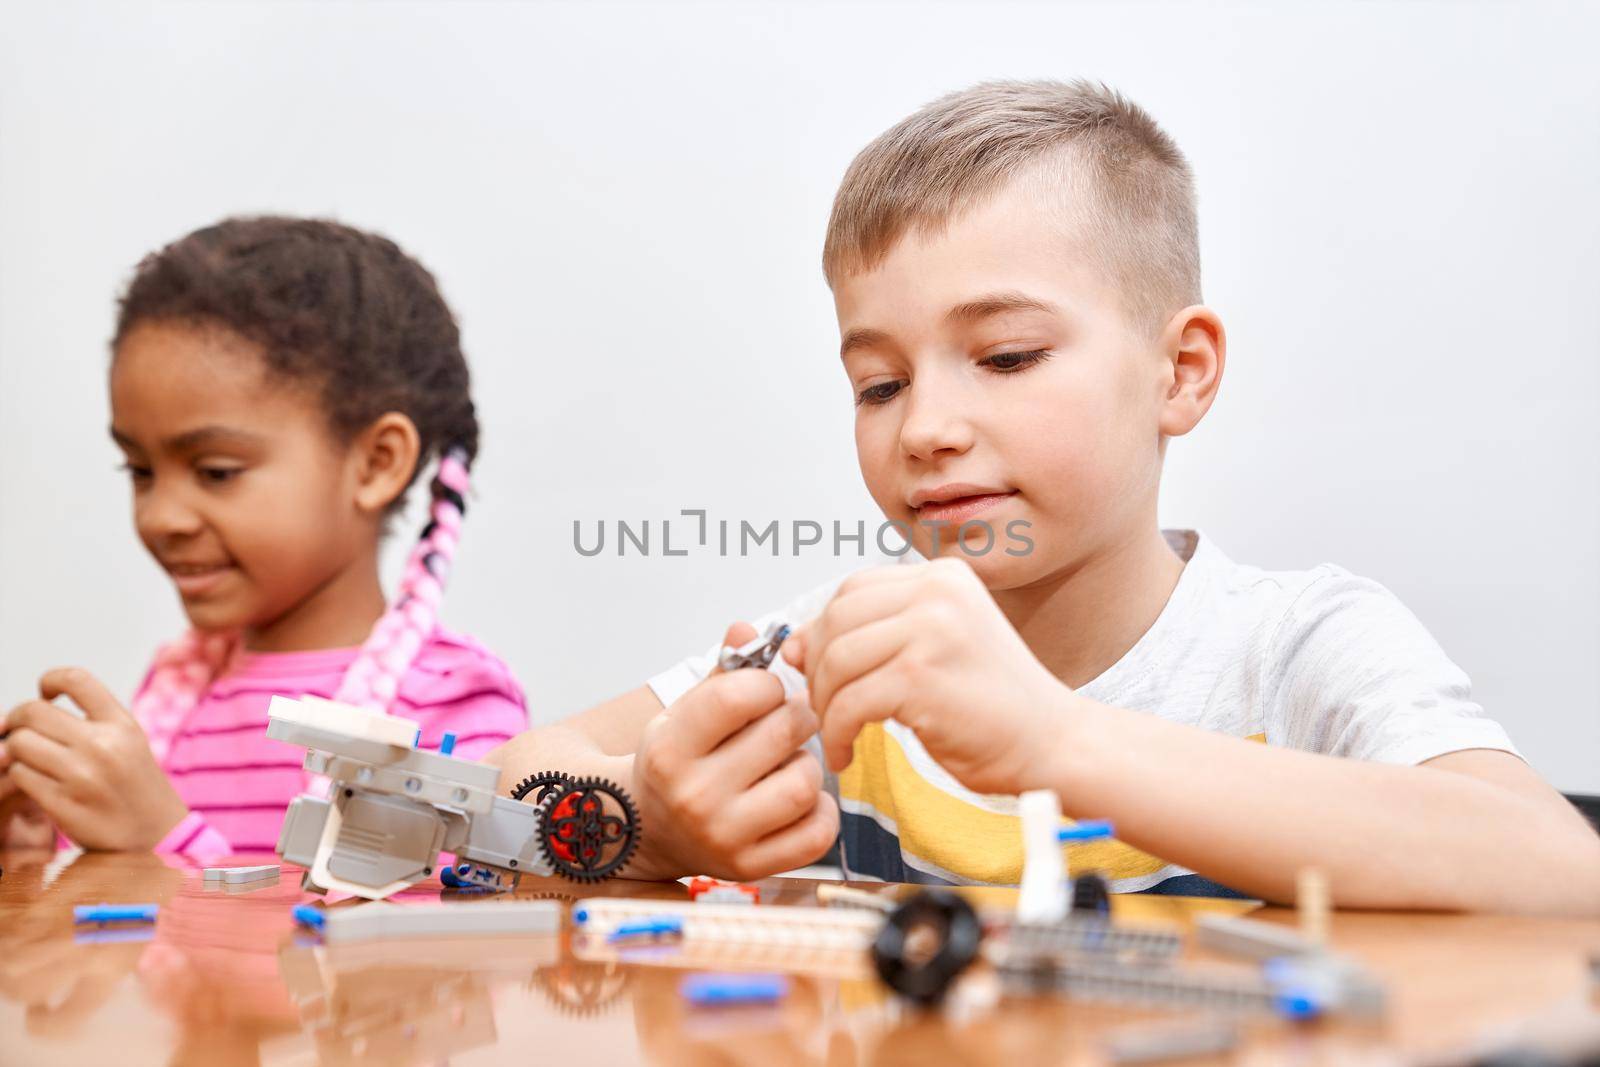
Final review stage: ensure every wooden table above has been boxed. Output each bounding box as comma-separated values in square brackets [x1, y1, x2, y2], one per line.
[2, 849, 1597, 1066]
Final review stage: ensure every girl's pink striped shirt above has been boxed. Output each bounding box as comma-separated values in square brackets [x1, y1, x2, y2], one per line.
[136, 626, 528, 862]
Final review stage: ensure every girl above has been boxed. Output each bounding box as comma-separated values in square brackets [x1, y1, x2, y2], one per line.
[0, 217, 528, 860]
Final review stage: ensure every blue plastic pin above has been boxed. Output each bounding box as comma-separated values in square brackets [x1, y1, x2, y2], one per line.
[682, 972, 790, 1006]
[1273, 989, 1323, 1020]
[292, 904, 326, 930]
[439, 731, 457, 756]
[413, 727, 422, 747]
[608, 916, 684, 943]
[1058, 819, 1115, 843]
[73, 904, 158, 924]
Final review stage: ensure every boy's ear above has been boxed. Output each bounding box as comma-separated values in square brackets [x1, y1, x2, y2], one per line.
[351, 412, 422, 515]
[1157, 305, 1226, 438]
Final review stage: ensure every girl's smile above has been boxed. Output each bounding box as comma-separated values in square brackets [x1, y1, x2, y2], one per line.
[162, 560, 239, 600]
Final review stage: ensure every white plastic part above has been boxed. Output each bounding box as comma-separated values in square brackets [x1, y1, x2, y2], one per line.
[203, 864, 280, 885]
[320, 900, 561, 944]
[1017, 789, 1068, 924]
[267, 694, 418, 748]
[571, 897, 882, 951]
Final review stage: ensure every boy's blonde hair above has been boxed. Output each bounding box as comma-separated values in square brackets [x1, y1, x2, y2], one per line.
[823, 79, 1200, 336]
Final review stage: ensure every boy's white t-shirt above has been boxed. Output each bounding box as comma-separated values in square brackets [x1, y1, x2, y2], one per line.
[648, 529, 1519, 893]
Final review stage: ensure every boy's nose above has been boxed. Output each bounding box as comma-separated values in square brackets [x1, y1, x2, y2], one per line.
[898, 381, 976, 462]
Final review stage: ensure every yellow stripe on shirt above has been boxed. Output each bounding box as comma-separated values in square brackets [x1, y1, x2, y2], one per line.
[837, 723, 1258, 884]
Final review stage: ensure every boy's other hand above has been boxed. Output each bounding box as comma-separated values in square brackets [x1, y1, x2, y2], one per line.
[2, 668, 188, 851]
[632, 622, 838, 881]
[784, 557, 1076, 797]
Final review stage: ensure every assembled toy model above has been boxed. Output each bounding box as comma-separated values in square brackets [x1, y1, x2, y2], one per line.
[269, 695, 640, 899]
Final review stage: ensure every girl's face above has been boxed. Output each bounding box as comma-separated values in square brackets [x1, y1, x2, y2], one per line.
[110, 321, 373, 642]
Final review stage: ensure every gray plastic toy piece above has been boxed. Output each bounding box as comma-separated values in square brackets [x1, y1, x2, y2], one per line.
[1102, 1019, 1240, 1064]
[203, 864, 279, 886]
[325, 792, 451, 887]
[278, 795, 331, 867]
[266, 695, 552, 899]
[1194, 913, 1320, 960]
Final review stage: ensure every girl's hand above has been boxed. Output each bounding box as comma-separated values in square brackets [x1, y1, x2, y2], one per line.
[2, 668, 188, 851]
[0, 788, 56, 851]
[785, 557, 1080, 797]
[0, 771, 56, 850]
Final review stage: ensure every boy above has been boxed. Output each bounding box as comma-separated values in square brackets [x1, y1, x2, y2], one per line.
[492, 80, 1600, 914]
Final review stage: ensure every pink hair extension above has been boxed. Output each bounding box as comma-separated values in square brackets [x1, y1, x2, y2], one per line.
[130, 629, 238, 763]
[334, 444, 473, 713]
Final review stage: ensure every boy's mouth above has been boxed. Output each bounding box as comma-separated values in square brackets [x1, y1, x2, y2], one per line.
[909, 485, 1017, 524]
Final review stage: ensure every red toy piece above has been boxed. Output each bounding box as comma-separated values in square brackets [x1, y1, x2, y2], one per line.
[686, 877, 761, 904]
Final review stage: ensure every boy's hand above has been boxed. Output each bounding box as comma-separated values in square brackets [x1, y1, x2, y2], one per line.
[632, 623, 838, 881]
[785, 557, 1075, 797]
[2, 667, 188, 851]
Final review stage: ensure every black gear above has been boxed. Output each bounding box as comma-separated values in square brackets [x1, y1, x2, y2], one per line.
[1071, 872, 1111, 916]
[872, 889, 983, 1006]
[538, 776, 641, 883]
[510, 771, 572, 807]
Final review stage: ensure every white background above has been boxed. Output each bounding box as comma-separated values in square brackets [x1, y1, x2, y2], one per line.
[2, 1, 1596, 792]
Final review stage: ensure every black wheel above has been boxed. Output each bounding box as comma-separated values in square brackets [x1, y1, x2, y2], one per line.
[1071, 871, 1111, 916]
[511, 770, 572, 807]
[871, 889, 983, 1006]
[538, 776, 642, 883]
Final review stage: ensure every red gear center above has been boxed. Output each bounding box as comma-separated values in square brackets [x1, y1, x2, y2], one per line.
[548, 793, 579, 863]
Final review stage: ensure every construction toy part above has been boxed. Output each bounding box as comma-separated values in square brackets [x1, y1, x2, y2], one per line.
[510, 771, 573, 808]
[536, 775, 642, 883]
[268, 695, 638, 899]
[1003, 915, 1183, 965]
[300, 900, 563, 944]
[1058, 819, 1115, 843]
[1018, 789, 1068, 923]
[1194, 913, 1322, 961]
[608, 916, 685, 943]
[571, 896, 881, 951]
[1101, 1019, 1240, 1064]
[682, 972, 791, 1007]
[687, 877, 761, 904]
[438, 862, 511, 891]
[872, 889, 984, 1007]
[816, 884, 896, 913]
[717, 622, 791, 672]
[73, 904, 159, 924]
[1070, 872, 1112, 916]
[202, 864, 280, 888]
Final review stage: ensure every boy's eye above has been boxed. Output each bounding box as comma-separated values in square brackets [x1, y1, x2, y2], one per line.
[980, 349, 1051, 372]
[856, 380, 907, 406]
[118, 461, 153, 484]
